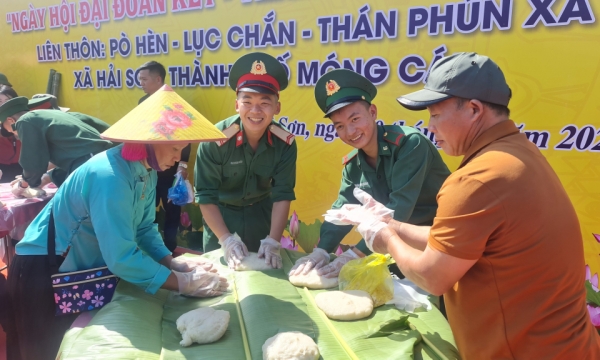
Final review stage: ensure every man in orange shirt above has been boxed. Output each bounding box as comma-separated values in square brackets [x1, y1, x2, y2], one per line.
[334, 52, 600, 358]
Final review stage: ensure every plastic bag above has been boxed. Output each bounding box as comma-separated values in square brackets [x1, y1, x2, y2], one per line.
[167, 173, 192, 206]
[338, 253, 394, 307]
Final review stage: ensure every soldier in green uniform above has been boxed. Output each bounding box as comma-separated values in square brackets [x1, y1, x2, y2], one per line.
[195, 52, 297, 269]
[28, 94, 110, 134]
[0, 97, 114, 197]
[290, 69, 451, 278]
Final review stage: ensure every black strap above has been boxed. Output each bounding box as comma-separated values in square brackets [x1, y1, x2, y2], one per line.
[47, 208, 58, 274]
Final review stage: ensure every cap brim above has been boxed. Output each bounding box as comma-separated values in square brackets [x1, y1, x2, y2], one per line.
[323, 101, 354, 118]
[397, 89, 451, 111]
[238, 86, 277, 95]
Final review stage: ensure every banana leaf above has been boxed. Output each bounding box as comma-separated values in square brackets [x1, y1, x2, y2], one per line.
[58, 249, 459, 359]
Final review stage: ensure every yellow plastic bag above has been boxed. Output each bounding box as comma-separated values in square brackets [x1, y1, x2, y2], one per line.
[338, 253, 394, 307]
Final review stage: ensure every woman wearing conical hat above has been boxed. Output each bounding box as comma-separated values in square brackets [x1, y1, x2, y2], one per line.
[5, 86, 228, 360]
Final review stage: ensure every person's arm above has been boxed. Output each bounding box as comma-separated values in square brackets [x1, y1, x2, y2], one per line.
[354, 134, 442, 255]
[385, 221, 431, 251]
[199, 204, 230, 240]
[269, 200, 290, 241]
[195, 141, 230, 237]
[318, 166, 356, 253]
[177, 144, 192, 179]
[373, 176, 503, 295]
[86, 170, 171, 294]
[374, 226, 477, 295]
[135, 172, 172, 262]
[266, 141, 297, 241]
[16, 119, 49, 188]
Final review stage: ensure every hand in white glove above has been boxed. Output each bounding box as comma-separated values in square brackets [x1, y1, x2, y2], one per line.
[10, 175, 21, 186]
[357, 217, 388, 253]
[288, 248, 330, 276]
[171, 256, 214, 273]
[352, 187, 394, 221]
[174, 269, 229, 297]
[220, 233, 248, 269]
[257, 236, 282, 269]
[12, 181, 46, 198]
[316, 249, 359, 278]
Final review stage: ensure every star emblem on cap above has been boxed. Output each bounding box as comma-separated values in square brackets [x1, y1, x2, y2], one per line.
[250, 61, 267, 75]
[326, 80, 341, 96]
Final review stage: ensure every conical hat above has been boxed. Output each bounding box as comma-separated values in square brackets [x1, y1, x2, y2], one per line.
[101, 85, 225, 143]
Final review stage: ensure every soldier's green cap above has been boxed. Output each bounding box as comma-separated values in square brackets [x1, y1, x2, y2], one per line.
[0, 96, 29, 123]
[0, 73, 12, 87]
[229, 52, 288, 96]
[28, 94, 70, 112]
[397, 52, 512, 111]
[315, 69, 377, 118]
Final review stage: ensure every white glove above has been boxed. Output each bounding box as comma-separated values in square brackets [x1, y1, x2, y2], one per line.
[174, 269, 229, 297]
[317, 249, 359, 278]
[288, 248, 330, 276]
[258, 236, 282, 269]
[386, 278, 432, 313]
[357, 217, 388, 253]
[171, 256, 214, 273]
[220, 233, 248, 269]
[352, 187, 394, 221]
[12, 181, 46, 198]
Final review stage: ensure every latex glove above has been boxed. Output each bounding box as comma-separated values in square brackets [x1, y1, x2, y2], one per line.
[357, 217, 388, 253]
[352, 187, 394, 221]
[324, 206, 373, 226]
[317, 249, 359, 278]
[220, 233, 248, 269]
[386, 278, 432, 313]
[171, 256, 214, 273]
[174, 269, 229, 297]
[289, 248, 330, 276]
[11, 181, 46, 198]
[10, 175, 22, 186]
[257, 236, 282, 269]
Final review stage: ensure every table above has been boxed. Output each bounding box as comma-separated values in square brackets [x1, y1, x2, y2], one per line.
[58, 250, 460, 359]
[0, 183, 56, 270]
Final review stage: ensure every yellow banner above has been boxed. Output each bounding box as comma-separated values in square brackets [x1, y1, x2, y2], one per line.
[2, 0, 599, 272]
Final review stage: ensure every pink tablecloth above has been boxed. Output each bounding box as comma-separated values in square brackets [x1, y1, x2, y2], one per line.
[0, 183, 57, 236]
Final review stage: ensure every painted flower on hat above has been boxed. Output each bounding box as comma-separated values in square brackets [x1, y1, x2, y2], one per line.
[251, 60, 267, 75]
[326, 80, 340, 96]
[153, 121, 176, 137]
[152, 104, 196, 139]
[161, 109, 192, 129]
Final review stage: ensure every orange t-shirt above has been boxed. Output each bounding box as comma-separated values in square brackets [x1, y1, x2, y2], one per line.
[429, 120, 600, 359]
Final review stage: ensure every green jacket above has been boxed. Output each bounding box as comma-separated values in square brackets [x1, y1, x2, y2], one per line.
[16, 110, 114, 187]
[319, 125, 451, 254]
[195, 115, 297, 252]
[195, 115, 297, 207]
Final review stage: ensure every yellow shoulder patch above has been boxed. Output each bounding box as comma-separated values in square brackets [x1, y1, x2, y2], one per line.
[216, 123, 240, 146]
[269, 124, 295, 145]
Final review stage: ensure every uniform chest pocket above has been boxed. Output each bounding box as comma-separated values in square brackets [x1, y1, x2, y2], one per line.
[223, 164, 245, 178]
[254, 165, 272, 189]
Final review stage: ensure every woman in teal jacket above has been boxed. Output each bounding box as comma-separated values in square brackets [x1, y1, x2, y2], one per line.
[4, 86, 228, 360]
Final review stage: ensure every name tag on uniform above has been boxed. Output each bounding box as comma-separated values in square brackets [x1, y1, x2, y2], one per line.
[230, 160, 243, 165]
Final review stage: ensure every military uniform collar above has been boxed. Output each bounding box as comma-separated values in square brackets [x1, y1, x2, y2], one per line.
[459, 120, 520, 169]
[234, 116, 274, 151]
